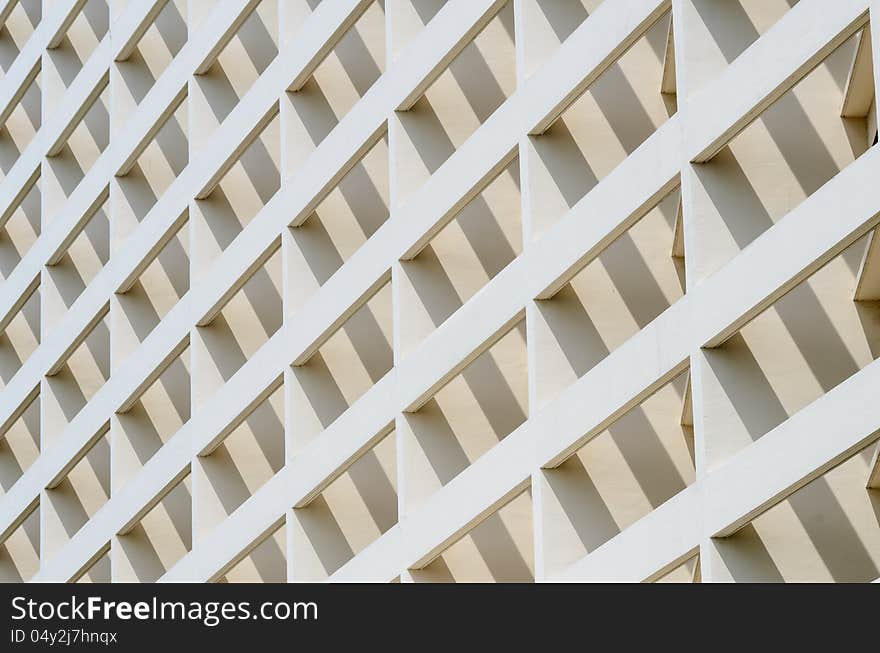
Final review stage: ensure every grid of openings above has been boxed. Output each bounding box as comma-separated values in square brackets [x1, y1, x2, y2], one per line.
[1, 0, 879, 584]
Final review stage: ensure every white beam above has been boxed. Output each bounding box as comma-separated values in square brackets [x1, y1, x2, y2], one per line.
[20, 0, 875, 583]
[133, 0, 880, 581]
[686, 0, 868, 162]
[559, 355, 880, 581]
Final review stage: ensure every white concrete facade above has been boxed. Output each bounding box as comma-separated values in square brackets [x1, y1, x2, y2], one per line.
[0, 0, 879, 583]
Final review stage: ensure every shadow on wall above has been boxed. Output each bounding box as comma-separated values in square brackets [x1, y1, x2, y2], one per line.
[690, 0, 880, 582]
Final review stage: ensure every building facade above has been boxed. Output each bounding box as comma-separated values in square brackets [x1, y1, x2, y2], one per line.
[1, 0, 879, 583]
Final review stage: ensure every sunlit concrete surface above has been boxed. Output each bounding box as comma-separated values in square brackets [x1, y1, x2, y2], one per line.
[1, 0, 880, 583]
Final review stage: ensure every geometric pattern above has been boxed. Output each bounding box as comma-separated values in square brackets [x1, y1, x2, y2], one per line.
[1, 0, 879, 583]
